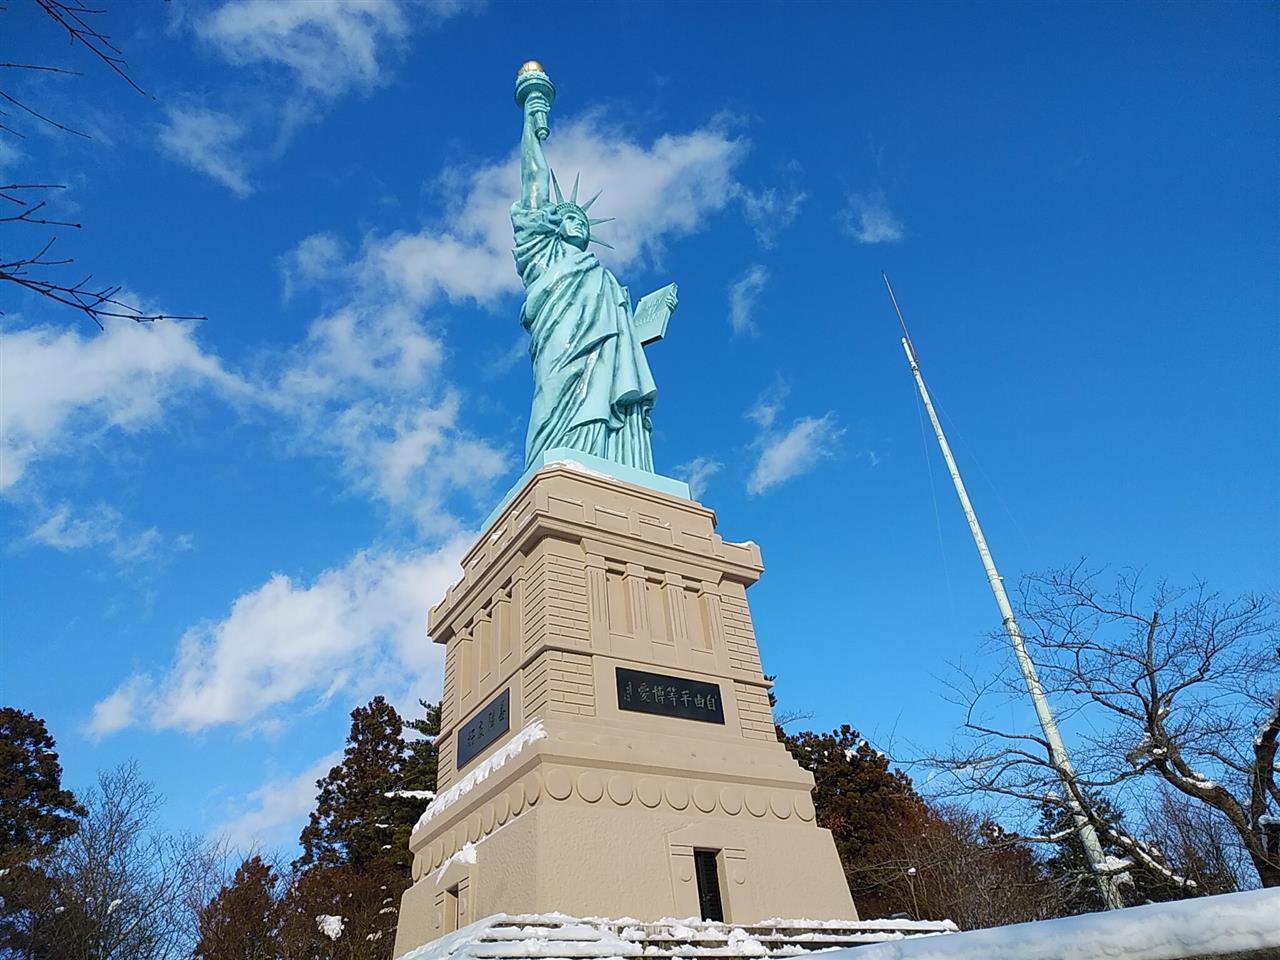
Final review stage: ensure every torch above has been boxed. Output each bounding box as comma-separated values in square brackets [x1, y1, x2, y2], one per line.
[515, 60, 555, 141]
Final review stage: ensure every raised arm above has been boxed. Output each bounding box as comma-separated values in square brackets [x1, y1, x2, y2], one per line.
[520, 108, 551, 210]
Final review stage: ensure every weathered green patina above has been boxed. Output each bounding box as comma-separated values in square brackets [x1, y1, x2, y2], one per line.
[512, 62, 678, 473]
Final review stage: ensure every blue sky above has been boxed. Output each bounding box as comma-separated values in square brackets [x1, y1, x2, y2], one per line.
[2, 0, 1276, 853]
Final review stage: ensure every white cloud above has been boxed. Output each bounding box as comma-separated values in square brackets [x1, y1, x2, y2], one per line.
[156, 105, 253, 197]
[88, 674, 152, 737]
[198, 0, 411, 95]
[675, 456, 722, 501]
[91, 542, 467, 735]
[740, 186, 806, 248]
[0, 137, 23, 176]
[164, 0, 468, 193]
[746, 384, 788, 431]
[216, 750, 341, 851]
[363, 114, 747, 308]
[748, 413, 844, 495]
[280, 232, 347, 299]
[744, 387, 843, 495]
[26, 502, 172, 563]
[78, 112, 752, 737]
[0, 318, 249, 492]
[728, 265, 768, 335]
[484, 336, 529, 379]
[271, 293, 505, 533]
[256, 114, 745, 530]
[842, 190, 904, 244]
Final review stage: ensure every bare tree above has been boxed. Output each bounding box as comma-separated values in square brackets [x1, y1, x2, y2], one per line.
[1137, 784, 1250, 895]
[30, 762, 224, 960]
[849, 805, 1060, 929]
[1, 0, 203, 326]
[924, 565, 1277, 891]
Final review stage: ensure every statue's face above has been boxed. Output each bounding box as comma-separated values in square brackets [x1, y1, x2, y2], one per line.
[560, 210, 589, 250]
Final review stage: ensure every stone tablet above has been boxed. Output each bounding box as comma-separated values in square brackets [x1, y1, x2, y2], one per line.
[616, 667, 725, 724]
[457, 688, 510, 769]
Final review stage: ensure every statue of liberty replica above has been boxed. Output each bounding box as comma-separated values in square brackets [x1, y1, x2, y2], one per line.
[389, 63, 863, 956]
[513, 62, 678, 473]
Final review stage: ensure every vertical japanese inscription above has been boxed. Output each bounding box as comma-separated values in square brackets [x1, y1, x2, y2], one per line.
[615, 667, 725, 724]
[457, 688, 511, 769]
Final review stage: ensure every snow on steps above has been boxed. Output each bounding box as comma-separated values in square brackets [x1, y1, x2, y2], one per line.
[397, 915, 957, 960]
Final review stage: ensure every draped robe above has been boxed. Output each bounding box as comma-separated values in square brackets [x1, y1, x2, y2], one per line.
[512, 202, 656, 470]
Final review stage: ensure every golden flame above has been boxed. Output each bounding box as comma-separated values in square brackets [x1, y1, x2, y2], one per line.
[517, 60, 545, 78]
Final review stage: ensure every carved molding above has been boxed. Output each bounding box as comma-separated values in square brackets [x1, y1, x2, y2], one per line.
[415, 766, 818, 877]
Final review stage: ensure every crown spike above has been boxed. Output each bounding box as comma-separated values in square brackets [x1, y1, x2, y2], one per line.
[589, 237, 615, 250]
[588, 217, 615, 226]
[581, 189, 603, 212]
[570, 172, 580, 204]
[550, 168, 564, 203]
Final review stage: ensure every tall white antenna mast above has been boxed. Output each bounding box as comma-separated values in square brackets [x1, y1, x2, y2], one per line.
[883, 272, 1125, 910]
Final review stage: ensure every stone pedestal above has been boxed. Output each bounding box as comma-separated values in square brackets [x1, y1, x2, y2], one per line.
[392, 462, 856, 958]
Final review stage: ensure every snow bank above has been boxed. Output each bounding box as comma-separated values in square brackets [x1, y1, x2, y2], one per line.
[841, 889, 1280, 960]
[414, 720, 547, 833]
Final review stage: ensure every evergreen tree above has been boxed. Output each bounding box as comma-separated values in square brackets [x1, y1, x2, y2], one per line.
[0, 707, 85, 867]
[287, 697, 440, 959]
[0, 707, 85, 958]
[195, 856, 281, 960]
[296, 697, 412, 875]
[279, 862, 400, 960]
[401, 699, 440, 802]
[785, 726, 928, 869]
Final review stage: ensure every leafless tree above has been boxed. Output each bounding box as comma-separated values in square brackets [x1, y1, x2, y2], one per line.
[1137, 784, 1250, 895]
[1, 0, 203, 326]
[924, 565, 1277, 891]
[27, 762, 224, 960]
[849, 804, 1060, 929]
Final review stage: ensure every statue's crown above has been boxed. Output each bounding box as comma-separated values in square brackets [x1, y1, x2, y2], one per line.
[551, 170, 614, 248]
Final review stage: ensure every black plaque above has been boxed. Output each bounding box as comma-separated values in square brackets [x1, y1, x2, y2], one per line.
[457, 688, 510, 769]
[615, 667, 725, 724]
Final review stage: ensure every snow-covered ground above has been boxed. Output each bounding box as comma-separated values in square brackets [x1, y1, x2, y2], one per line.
[841, 888, 1280, 960]
[395, 913, 956, 960]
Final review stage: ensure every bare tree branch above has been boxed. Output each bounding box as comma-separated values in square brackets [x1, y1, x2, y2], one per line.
[920, 566, 1279, 889]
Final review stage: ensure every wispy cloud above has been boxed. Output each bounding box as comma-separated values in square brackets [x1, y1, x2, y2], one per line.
[156, 104, 253, 197]
[484, 336, 529, 379]
[748, 413, 844, 495]
[746, 383, 788, 431]
[216, 750, 342, 851]
[24, 502, 185, 564]
[842, 189, 904, 244]
[197, 0, 412, 96]
[162, 0, 469, 193]
[728, 265, 768, 336]
[740, 185, 806, 248]
[0, 317, 250, 493]
[279, 232, 347, 300]
[744, 386, 844, 495]
[89, 542, 466, 736]
[675, 456, 723, 501]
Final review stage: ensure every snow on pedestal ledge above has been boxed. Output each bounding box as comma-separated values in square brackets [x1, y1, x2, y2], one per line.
[414, 720, 548, 834]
